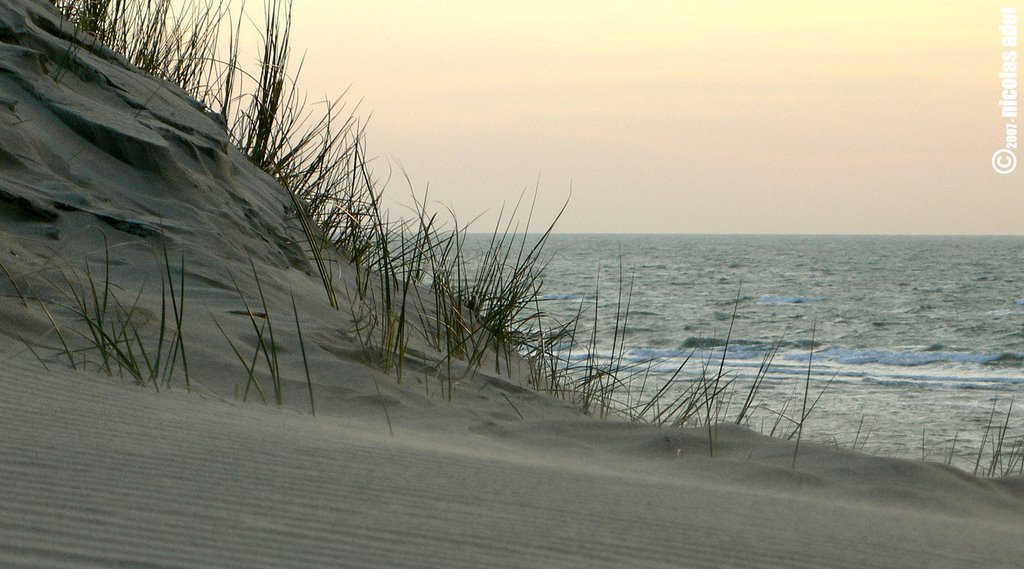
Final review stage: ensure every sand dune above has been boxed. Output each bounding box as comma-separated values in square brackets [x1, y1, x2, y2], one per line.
[2, 353, 1022, 568]
[0, 1, 1021, 567]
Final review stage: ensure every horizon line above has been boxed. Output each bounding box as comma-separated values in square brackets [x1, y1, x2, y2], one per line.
[460, 231, 1024, 237]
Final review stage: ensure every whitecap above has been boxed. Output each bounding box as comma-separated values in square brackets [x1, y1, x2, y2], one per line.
[798, 348, 1014, 367]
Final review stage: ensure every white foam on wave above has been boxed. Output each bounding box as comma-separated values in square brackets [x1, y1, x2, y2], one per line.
[859, 372, 1024, 391]
[800, 348, 1013, 367]
[596, 345, 1024, 391]
[622, 344, 772, 363]
[625, 347, 687, 360]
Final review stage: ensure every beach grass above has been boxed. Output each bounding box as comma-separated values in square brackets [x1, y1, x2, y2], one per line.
[19, 239, 190, 391]
[45, 0, 576, 413]
[37, 0, 1023, 477]
[42, 1, 637, 416]
[291, 294, 315, 415]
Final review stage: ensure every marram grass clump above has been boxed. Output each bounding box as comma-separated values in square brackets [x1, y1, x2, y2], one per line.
[45, 0, 571, 402]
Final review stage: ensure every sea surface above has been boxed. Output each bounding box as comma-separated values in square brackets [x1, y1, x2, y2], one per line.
[497, 234, 1024, 472]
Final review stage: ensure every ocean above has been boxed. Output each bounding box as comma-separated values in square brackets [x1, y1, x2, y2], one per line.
[524, 234, 1024, 471]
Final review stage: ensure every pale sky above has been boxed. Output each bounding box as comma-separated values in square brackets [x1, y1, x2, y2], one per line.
[279, 1, 1022, 234]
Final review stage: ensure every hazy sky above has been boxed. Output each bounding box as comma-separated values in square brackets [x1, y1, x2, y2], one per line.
[282, 1, 1022, 234]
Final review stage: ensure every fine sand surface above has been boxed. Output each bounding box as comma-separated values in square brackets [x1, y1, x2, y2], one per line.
[3, 354, 1024, 569]
[0, 1, 1022, 567]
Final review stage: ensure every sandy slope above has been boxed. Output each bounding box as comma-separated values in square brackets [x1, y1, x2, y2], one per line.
[0, 1, 1022, 567]
[2, 354, 1023, 569]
